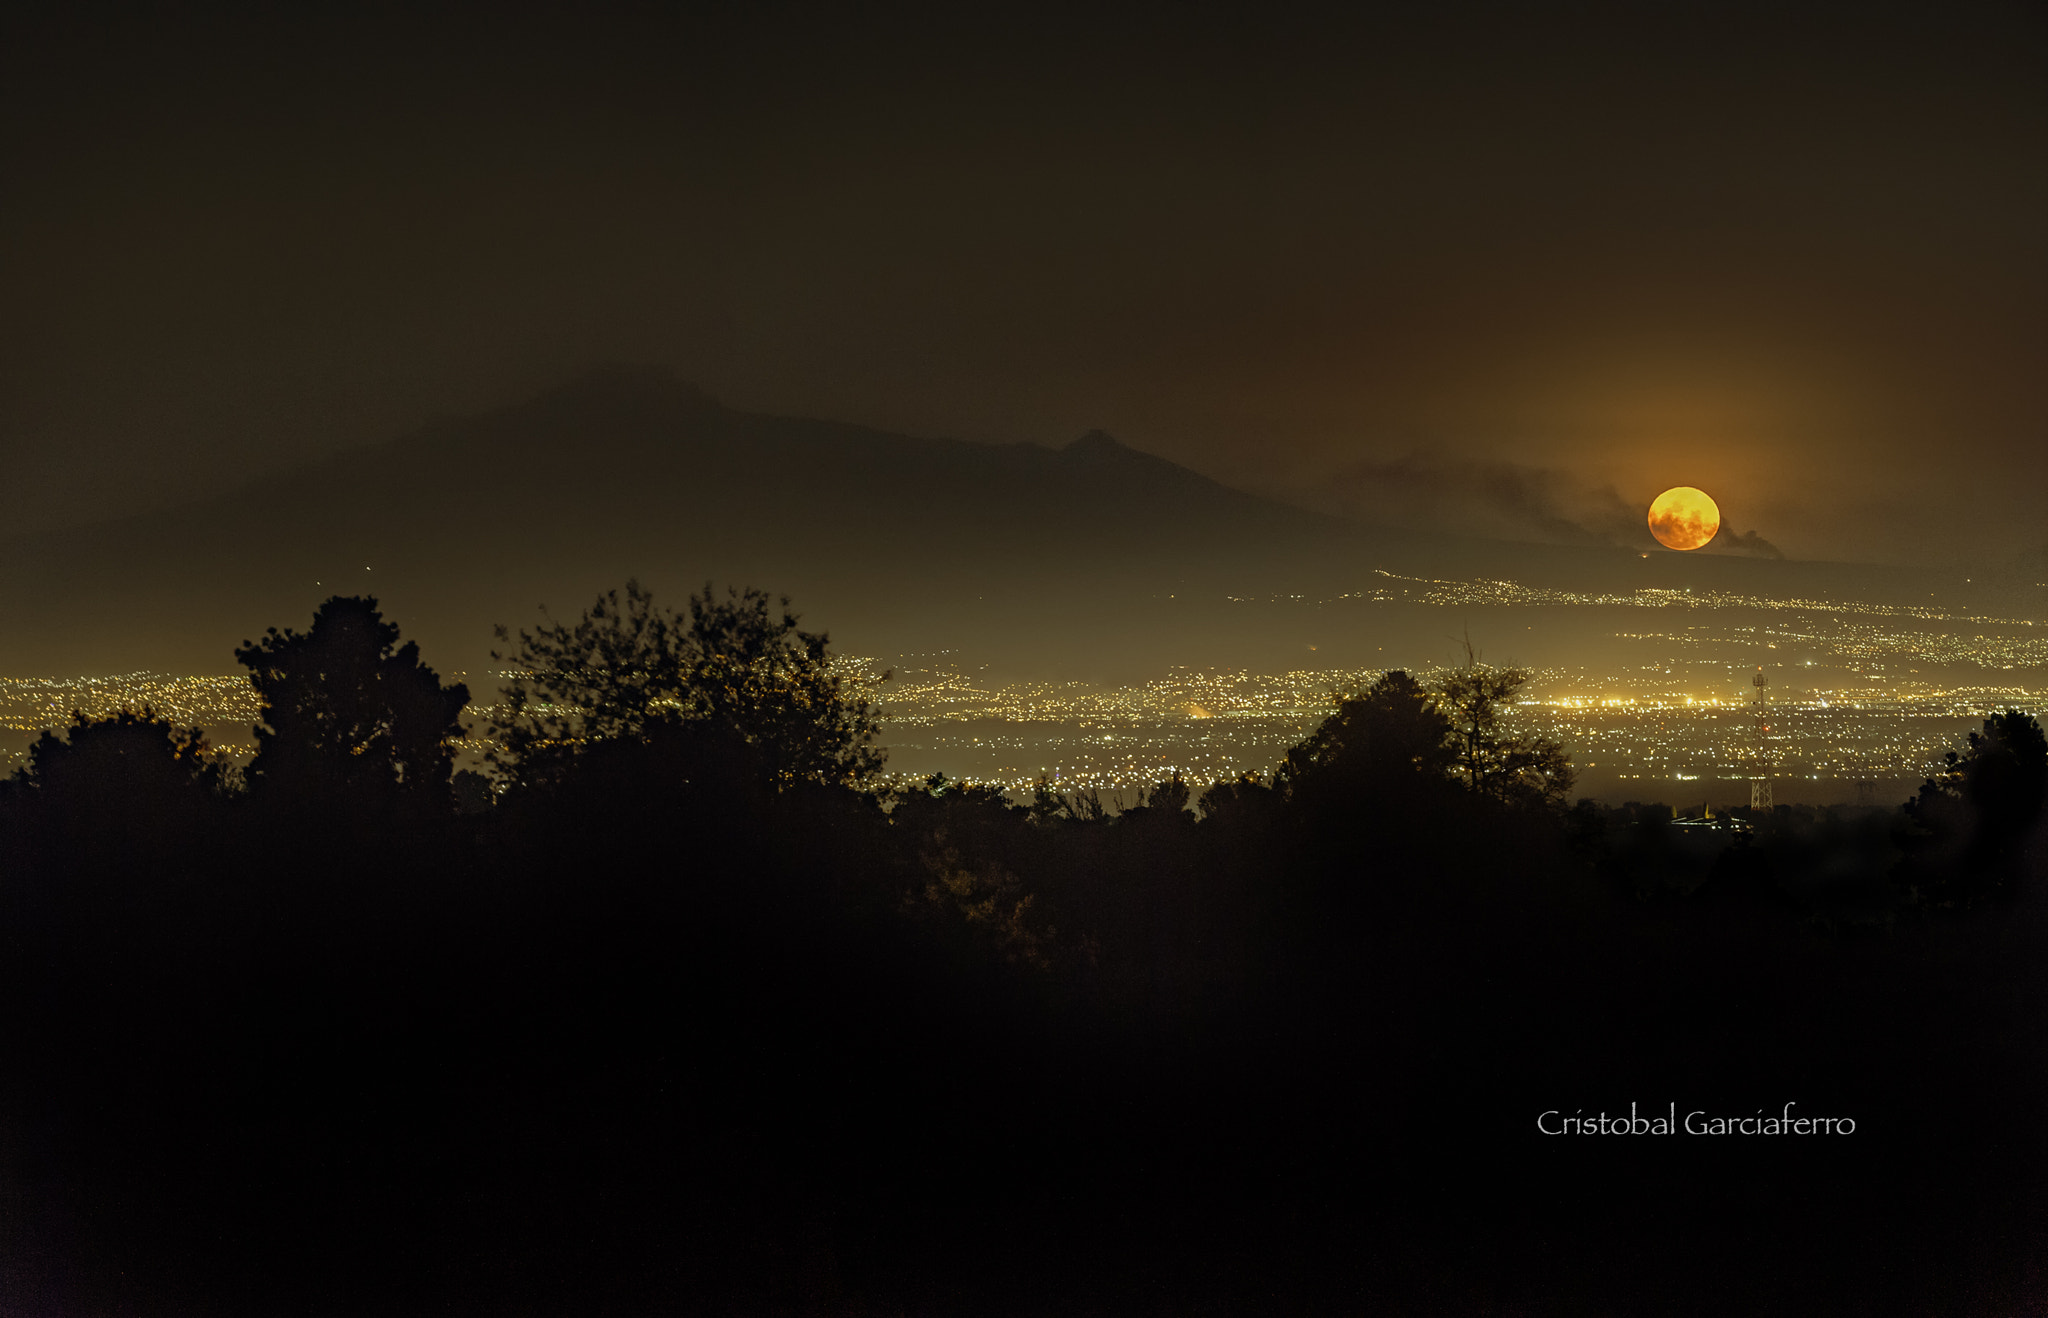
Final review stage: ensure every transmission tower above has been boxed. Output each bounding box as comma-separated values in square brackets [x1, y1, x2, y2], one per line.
[1749, 666, 1773, 812]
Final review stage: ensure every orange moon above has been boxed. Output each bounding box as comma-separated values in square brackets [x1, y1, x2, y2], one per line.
[1647, 486, 1721, 550]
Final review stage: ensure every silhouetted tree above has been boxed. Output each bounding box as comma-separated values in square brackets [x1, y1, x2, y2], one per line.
[1279, 669, 1455, 803]
[1064, 786, 1110, 822]
[13, 707, 224, 803]
[1904, 708, 2048, 902]
[8, 708, 227, 860]
[1194, 771, 1277, 825]
[451, 768, 494, 814]
[491, 580, 884, 791]
[1141, 772, 1193, 817]
[1026, 776, 1070, 825]
[235, 596, 469, 811]
[1436, 649, 1574, 809]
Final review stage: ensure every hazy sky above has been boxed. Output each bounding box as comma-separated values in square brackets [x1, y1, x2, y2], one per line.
[5, 2, 2042, 565]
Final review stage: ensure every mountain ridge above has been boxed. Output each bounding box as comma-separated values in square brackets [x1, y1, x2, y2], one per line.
[0, 367, 1996, 678]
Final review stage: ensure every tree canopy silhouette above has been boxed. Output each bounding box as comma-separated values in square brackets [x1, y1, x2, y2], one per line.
[235, 596, 470, 811]
[1905, 708, 2048, 902]
[1436, 648, 1574, 809]
[7, 707, 226, 850]
[490, 580, 884, 791]
[13, 708, 223, 803]
[1279, 669, 1456, 804]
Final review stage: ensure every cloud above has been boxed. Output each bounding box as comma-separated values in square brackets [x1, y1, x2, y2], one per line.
[1305, 454, 1644, 547]
[1294, 454, 1800, 559]
[1711, 525, 1784, 558]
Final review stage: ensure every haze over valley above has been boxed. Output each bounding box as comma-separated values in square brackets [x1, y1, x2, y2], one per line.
[5, 369, 2039, 804]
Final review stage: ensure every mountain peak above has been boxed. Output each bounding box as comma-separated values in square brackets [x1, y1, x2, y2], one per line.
[1063, 428, 1125, 456]
[532, 364, 723, 416]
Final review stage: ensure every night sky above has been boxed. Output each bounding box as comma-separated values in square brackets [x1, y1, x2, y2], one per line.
[4, 2, 2042, 565]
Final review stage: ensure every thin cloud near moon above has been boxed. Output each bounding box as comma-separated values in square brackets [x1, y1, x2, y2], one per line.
[1304, 455, 1643, 546]
[1290, 456, 1788, 557]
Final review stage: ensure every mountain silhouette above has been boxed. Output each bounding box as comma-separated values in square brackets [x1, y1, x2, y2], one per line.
[0, 367, 1974, 678]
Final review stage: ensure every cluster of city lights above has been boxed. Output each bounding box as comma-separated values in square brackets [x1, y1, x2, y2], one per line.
[3, 571, 2040, 794]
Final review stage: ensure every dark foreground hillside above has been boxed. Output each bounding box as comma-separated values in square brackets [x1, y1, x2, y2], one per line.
[2, 597, 2044, 1314]
[4, 785, 2044, 1314]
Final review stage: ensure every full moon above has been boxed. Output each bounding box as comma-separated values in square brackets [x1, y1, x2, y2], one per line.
[1648, 486, 1721, 550]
